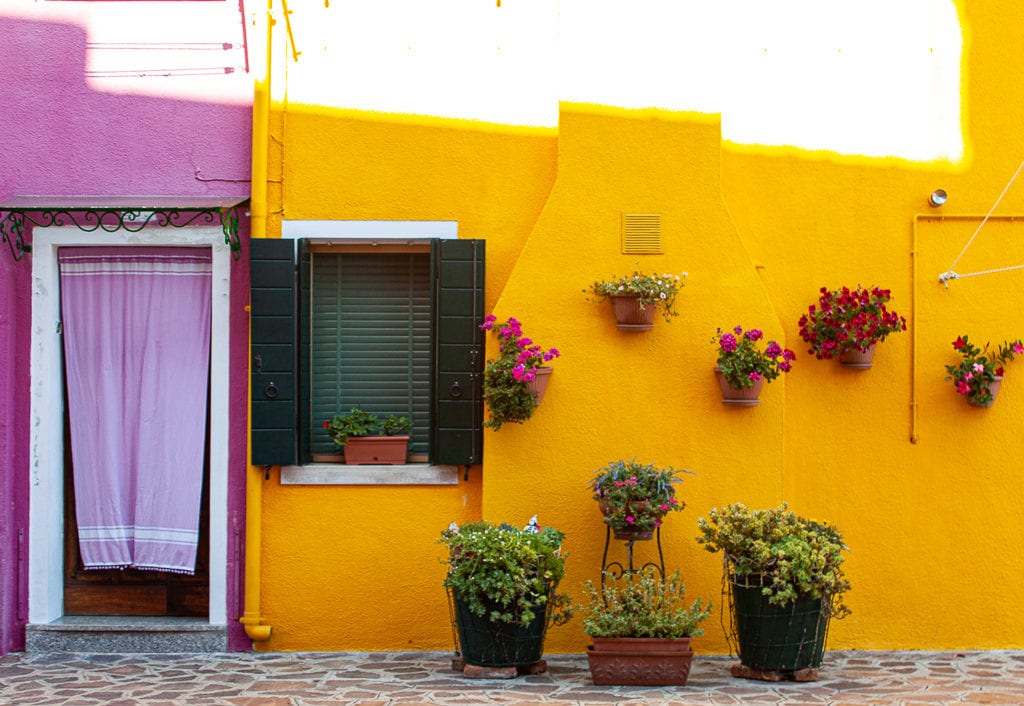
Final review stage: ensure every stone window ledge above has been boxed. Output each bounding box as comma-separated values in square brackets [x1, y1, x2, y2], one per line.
[279, 463, 459, 486]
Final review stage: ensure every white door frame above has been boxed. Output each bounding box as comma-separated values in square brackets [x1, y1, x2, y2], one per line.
[28, 226, 229, 625]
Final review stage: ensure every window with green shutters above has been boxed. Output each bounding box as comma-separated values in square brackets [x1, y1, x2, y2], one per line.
[249, 237, 484, 469]
[308, 251, 431, 458]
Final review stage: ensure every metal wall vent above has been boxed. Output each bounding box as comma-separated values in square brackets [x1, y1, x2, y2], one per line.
[621, 213, 662, 254]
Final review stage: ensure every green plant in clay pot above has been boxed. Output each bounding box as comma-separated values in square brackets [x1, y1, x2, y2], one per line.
[581, 568, 711, 686]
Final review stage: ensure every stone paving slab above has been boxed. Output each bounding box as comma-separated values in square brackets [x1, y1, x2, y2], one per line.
[0, 650, 1022, 705]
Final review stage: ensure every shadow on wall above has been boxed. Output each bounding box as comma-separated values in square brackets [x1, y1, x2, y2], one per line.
[0, 15, 252, 198]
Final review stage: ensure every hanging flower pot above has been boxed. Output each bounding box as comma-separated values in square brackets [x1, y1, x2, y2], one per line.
[610, 295, 657, 331]
[839, 344, 875, 369]
[586, 270, 687, 327]
[714, 366, 764, 406]
[945, 335, 1023, 408]
[969, 375, 1003, 408]
[526, 366, 553, 404]
[712, 327, 795, 407]
[797, 285, 906, 365]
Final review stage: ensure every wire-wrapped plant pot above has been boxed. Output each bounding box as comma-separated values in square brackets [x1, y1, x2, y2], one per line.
[729, 574, 830, 676]
[452, 594, 549, 668]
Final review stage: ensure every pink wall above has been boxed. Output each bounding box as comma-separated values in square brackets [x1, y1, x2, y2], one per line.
[0, 14, 253, 652]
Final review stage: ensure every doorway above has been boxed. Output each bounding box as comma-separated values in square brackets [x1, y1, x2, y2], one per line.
[28, 227, 230, 628]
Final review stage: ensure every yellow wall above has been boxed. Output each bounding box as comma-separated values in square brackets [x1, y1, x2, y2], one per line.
[255, 0, 1024, 653]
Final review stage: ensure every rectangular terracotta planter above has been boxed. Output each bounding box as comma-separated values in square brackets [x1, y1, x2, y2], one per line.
[586, 637, 694, 685]
[343, 436, 409, 465]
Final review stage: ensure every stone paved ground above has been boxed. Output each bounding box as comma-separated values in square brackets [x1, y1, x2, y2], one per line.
[1, 650, 1023, 705]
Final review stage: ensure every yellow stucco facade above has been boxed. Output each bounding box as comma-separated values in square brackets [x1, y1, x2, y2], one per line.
[252, 1, 1024, 653]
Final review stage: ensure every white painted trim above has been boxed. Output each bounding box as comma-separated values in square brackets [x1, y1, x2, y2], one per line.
[281, 219, 458, 240]
[28, 227, 230, 626]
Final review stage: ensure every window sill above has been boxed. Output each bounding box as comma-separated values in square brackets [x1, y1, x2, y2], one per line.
[279, 463, 460, 486]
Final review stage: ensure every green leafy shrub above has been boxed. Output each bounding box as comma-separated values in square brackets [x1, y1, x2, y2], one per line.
[581, 568, 710, 639]
[696, 503, 851, 618]
[440, 519, 573, 628]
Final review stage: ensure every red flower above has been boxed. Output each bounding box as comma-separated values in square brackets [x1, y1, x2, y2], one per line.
[953, 336, 966, 351]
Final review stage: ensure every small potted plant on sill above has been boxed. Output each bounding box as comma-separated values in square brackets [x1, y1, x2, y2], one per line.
[585, 269, 687, 330]
[944, 334, 1024, 408]
[323, 408, 411, 465]
[582, 567, 711, 686]
[797, 285, 907, 368]
[590, 459, 692, 541]
[712, 326, 796, 406]
[439, 518, 573, 676]
[696, 503, 851, 681]
[479, 315, 560, 430]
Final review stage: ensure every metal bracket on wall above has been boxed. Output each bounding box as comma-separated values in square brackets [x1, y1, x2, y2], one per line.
[0, 196, 249, 262]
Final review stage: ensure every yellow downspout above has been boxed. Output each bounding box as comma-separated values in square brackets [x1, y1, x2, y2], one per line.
[240, 0, 273, 644]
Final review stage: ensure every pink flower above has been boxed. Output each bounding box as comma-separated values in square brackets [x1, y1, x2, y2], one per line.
[1015, 342, 1024, 355]
[956, 379, 970, 395]
[523, 369, 536, 383]
[964, 371, 973, 382]
[625, 515, 635, 524]
[749, 371, 762, 381]
[972, 363, 984, 373]
[512, 364, 526, 381]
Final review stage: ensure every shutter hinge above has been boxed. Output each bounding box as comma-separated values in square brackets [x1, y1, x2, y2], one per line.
[56, 320, 63, 335]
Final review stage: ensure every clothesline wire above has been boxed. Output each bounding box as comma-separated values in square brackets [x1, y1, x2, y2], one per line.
[938, 156, 1024, 285]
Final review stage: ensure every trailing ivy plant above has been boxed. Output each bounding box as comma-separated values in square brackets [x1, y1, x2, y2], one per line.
[696, 503, 851, 618]
[439, 520, 573, 628]
[581, 568, 711, 639]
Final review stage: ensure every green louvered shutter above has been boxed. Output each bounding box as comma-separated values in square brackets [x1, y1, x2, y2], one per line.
[250, 238, 297, 466]
[307, 252, 432, 457]
[432, 239, 485, 466]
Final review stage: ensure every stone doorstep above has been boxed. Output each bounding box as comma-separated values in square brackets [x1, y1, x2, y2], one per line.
[25, 616, 227, 653]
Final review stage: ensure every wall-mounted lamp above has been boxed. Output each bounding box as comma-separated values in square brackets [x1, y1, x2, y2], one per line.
[929, 189, 948, 207]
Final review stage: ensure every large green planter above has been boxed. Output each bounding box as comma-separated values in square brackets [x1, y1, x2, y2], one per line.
[730, 577, 829, 673]
[453, 596, 549, 668]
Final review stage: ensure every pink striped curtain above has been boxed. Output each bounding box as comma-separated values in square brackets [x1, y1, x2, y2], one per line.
[59, 247, 211, 574]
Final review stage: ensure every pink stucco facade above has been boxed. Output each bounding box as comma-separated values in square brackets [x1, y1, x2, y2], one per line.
[0, 9, 253, 652]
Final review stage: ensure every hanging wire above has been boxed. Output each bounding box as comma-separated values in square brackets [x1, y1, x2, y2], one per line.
[939, 157, 1024, 286]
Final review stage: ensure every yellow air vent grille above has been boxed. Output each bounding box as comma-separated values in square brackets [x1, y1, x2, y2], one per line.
[621, 213, 662, 254]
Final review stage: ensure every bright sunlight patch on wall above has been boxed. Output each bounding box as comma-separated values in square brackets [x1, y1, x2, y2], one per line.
[287, 0, 961, 159]
[560, 0, 963, 162]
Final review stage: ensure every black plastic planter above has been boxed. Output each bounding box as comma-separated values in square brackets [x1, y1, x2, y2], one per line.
[730, 577, 829, 673]
[453, 596, 548, 668]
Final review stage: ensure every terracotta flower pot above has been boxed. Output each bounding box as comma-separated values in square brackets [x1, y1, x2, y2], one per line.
[840, 344, 875, 369]
[526, 366, 553, 404]
[714, 366, 764, 406]
[598, 500, 663, 541]
[610, 295, 657, 331]
[586, 636, 694, 685]
[969, 375, 1003, 408]
[343, 435, 409, 465]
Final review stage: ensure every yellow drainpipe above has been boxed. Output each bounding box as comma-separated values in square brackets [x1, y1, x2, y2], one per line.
[240, 0, 273, 644]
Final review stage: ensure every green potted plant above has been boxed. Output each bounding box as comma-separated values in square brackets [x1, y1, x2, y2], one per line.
[322, 407, 411, 465]
[582, 567, 711, 685]
[439, 518, 573, 673]
[479, 315, 560, 430]
[712, 326, 796, 405]
[585, 269, 687, 330]
[696, 503, 851, 681]
[797, 285, 907, 367]
[590, 459, 691, 541]
[944, 334, 1024, 407]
